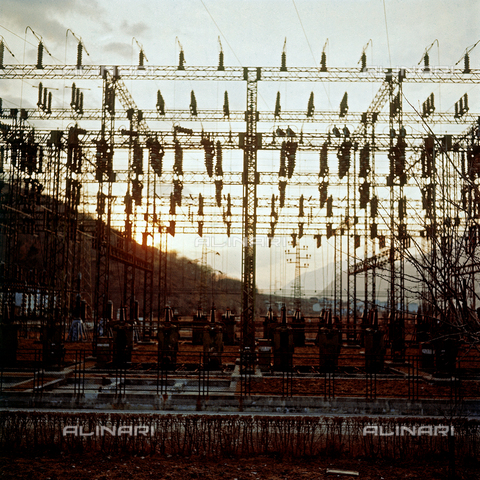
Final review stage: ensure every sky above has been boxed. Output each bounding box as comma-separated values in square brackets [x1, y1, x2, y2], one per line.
[1, 0, 479, 296]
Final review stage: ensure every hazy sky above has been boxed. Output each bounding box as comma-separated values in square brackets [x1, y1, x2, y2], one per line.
[1, 1, 479, 294]
[1, 0, 479, 68]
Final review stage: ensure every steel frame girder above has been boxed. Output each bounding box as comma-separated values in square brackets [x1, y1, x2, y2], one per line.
[19, 108, 478, 125]
[2, 64, 480, 83]
[242, 69, 258, 350]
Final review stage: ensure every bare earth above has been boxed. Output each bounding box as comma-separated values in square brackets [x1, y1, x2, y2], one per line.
[1, 454, 479, 480]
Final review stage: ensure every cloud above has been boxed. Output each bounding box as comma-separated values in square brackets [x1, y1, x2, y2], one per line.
[102, 41, 133, 61]
[120, 20, 150, 38]
[1, 0, 106, 47]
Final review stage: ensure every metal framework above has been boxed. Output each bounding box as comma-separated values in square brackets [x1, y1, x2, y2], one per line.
[1, 42, 480, 351]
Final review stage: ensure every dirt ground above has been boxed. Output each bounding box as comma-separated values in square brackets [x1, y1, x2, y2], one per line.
[1, 454, 479, 480]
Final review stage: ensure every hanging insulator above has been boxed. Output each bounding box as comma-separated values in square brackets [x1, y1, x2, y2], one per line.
[359, 181, 370, 209]
[278, 180, 287, 207]
[398, 197, 407, 219]
[223, 91, 229, 117]
[388, 146, 396, 177]
[339, 92, 348, 117]
[226, 193, 232, 216]
[307, 92, 314, 117]
[395, 137, 406, 176]
[76, 42, 83, 69]
[173, 179, 183, 206]
[218, 50, 224, 71]
[178, 49, 185, 70]
[190, 90, 197, 116]
[139, 49, 145, 69]
[279, 141, 286, 177]
[174, 141, 183, 175]
[167, 221, 176, 237]
[327, 223, 333, 240]
[359, 143, 370, 178]
[71, 83, 76, 107]
[97, 191, 106, 215]
[319, 181, 328, 208]
[320, 51, 327, 72]
[124, 192, 133, 215]
[156, 90, 165, 115]
[133, 140, 143, 175]
[274, 91, 281, 117]
[464, 53, 471, 74]
[201, 138, 215, 177]
[370, 196, 378, 218]
[286, 141, 297, 178]
[360, 52, 367, 72]
[146, 138, 163, 176]
[105, 84, 115, 114]
[36, 42, 44, 69]
[270, 194, 276, 219]
[319, 142, 329, 177]
[37, 82, 43, 107]
[337, 140, 351, 179]
[215, 141, 223, 176]
[215, 179, 223, 206]
[326, 195, 333, 217]
[132, 179, 143, 205]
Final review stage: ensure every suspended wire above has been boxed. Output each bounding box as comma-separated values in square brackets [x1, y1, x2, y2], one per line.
[291, 0, 332, 109]
[200, 0, 271, 110]
[292, 0, 316, 64]
[0, 23, 36, 47]
[382, 0, 392, 67]
[200, 0, 243, 67]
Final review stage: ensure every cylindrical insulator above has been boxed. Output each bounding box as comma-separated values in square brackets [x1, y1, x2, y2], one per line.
[38, 82, 43, 107]
[321, 51, 327, 72]
[424, 52, 430, 71]
[464, 53, 470, 73]
[47, 91, 52, 113]
[36, 42, 44, 69]
[281, 51, 287, 71]
[0, 41, 4, 69]
[178, 49, 185, 70]
[218, 51, 224, 71]
[71, 83, 76, 106]
[76, 42, 83, 68]
[360, 52, 366, 71]
[139, 49, 144, 67]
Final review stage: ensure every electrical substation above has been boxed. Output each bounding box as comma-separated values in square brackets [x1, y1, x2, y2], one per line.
[1, 34, 480, 412]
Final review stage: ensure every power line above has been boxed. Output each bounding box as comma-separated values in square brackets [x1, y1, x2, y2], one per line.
[292, 0, 316, 65]
[382, 0, 392, 67]
[200, 0, 243, 68]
